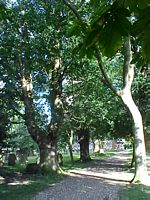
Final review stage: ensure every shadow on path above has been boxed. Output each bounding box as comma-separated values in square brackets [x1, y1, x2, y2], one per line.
[69, 151, 133, 183]
[31, 151, 133, 200]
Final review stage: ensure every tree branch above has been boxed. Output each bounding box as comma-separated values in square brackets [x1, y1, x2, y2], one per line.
[3, 104, 25, 119]
[12, 106, 25, 119]
[62, 0, 121, 98]
[94, 46, 120, 96]
[62, 0, 82, 21]
[123, 36, 134, 90]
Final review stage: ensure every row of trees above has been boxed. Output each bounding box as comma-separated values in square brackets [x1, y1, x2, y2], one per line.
[0, 0, 150, 183]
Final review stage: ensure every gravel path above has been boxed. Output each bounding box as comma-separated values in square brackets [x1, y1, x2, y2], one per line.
[31, 151, 133, 200]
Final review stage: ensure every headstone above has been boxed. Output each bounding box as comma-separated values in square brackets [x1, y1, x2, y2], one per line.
[0, 159, 3, 167]
[8, 153, 16, 166]
[26, 163, 40, 174]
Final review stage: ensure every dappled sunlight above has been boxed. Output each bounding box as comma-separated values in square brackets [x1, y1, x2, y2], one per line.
[7, 180, 32, 186]
[66, 151, 150, 186]
[68, 169, 133, 183]
[0, 175, 34, 186]
[0, 176, 5, 184]
[66, 151, 133, 183]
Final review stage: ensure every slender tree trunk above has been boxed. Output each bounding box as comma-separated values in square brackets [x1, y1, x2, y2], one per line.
[91, 138, 95, 153]
[131, 140, 135, 168]
[78, 128, 91, 161]
[121, 90, 148, 183]
[68, 144, 74, 163]
[68, 131, 74, 162]
[95, 36, 148, 184]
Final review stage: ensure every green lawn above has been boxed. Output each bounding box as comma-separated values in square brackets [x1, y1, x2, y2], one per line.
[121, 152, 150, 200]
[0, 163, 62, 200]
[0, 173, 62, 200]
[121, 185, 150, 200]
[62, 151, 115, 171]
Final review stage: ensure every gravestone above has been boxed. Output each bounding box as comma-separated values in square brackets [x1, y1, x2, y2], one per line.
[26, 163, 40, 174]
[8, 153, 16, 166]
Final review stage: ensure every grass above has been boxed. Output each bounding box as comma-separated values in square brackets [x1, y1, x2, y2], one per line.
[121, 152, 150, 200]
[0, 173, 62, 200]
[121, 185, 150, 200]
[0, 151, 115, 200]
[62, 151, 116, 171]
[0, 164, 62, 200]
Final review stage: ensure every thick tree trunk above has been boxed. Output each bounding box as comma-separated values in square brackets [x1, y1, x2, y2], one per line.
[121, 90, 148, 184]
[78, 128, 91, 161]
[39, 136, 58, 172]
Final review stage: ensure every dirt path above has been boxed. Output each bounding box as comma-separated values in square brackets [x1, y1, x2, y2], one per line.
[31, 151, 134, 200]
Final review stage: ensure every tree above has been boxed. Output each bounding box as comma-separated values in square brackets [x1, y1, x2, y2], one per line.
[0, 0, 73, 172]
[63, 0, 149, 184]
[0, 107, 10, 150]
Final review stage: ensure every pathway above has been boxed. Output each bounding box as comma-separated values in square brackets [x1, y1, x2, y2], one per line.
[31, 151, 133, 200]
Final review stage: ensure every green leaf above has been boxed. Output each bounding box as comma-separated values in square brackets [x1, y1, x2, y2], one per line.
[0, 2, 7, 20]
[132, 7, 150, 63]
[113, 8, 131, 36]
[89, 0, 100, 7]
[137, 0, 150, 9]
[133, 7, 150, 36]
[99, 22, 122, 57]
[67, 21, 87, 37]
[85, 28, 100, 48]
[142, 28, 150, 62]
[67, 20, 81, 37]
[118, 0, 138, 12]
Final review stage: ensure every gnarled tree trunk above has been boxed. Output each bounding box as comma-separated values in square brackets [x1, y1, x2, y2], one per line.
[18, 64, 62, 173]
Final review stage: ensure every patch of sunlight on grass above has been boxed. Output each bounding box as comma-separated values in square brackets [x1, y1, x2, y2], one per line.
[7, 180, 33, 186]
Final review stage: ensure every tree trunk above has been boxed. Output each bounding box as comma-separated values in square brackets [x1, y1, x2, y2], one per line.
[91, 137, 95, 153]
[78, 128, 91, 161]
[39, 136, 58, 173]
[121, 90, 148, 184]
[68, 144, 74, 163]
[131, 140, 135, 168]
[95, 32, 148, 184]
[68, 131, 74, 162]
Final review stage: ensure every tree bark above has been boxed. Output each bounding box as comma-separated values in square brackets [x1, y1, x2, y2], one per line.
[39, 135, 58, 172]
[121, 90, 148, 183]
[95, 36, 148, 184]
[68, 131, 74, 162]
[131, 140, 135, 168]
[78, 128, 91, 161]
[19, 70, 60, 173]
